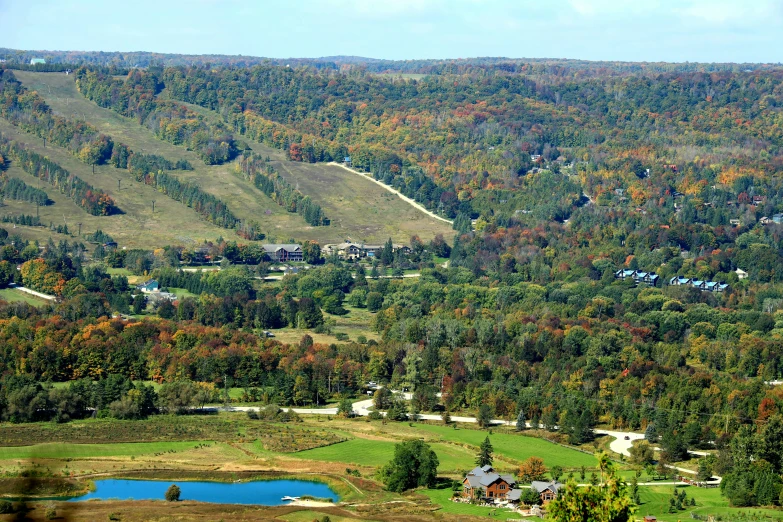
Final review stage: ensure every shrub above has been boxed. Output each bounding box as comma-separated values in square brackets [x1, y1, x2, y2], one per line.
[165, 484, 181, 502]
[0, 500, 12, 514]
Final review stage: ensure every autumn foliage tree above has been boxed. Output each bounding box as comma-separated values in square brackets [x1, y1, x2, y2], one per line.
[519, 456, 548, 483]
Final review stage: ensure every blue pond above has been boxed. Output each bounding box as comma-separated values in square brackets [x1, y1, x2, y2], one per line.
[69, 478, 339, 505]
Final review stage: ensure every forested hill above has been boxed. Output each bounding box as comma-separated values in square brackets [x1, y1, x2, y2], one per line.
[2, 47, 780, 74]
[75, 62, 783, 227]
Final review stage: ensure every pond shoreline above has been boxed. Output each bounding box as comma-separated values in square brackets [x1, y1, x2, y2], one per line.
[0, 470, 342, 503]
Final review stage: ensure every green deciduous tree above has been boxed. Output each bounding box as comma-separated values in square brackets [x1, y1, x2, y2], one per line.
[477, 403, 493, 428]
[380, 440, 439, 492]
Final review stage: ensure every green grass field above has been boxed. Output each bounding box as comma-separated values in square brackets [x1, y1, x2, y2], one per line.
[0, 440, 210, 460]
[0, 287, 49, 306]
[412, 424, 598, 468]
[10, 71, 453, 247]
[421, 488, 523, 520]
[637, 485, 783, 521]
[292, 438, 478, 471]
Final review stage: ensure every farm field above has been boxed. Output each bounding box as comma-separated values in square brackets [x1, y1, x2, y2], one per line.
[9, 71, 454, 246]
[292, 438, 481, 472]
[270, 304, 381, 345]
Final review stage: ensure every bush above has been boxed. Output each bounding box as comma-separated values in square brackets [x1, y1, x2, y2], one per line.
[165, 484, 181, 502]
[0, 500, 12, 514]
[246, 409, 259, 420]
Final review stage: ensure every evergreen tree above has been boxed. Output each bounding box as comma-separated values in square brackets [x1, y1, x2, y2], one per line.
[516, 409, 526, 431]
[476, 436, 493, 467]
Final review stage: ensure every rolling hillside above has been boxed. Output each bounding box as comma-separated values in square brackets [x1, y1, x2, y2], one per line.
[8, 71, 453, 247]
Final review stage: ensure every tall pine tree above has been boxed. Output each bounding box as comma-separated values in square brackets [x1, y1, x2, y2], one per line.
[476, 436, 493, 467]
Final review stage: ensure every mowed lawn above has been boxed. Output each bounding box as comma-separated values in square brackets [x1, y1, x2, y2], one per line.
[421, 488, 523, 520]
[637, 485, 783, 522]
[292, 438, 477, 471]
[413, 424, 598, 468]
[0, 441, 210, 460]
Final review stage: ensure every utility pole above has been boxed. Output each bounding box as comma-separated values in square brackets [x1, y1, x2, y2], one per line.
[42, 138, 46, 148]
[118, 179, 121, 191]
[151, 200, 155, 213]
[77, 222, 82, 236]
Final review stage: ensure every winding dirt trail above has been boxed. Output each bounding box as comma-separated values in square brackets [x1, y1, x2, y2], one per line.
[328, 162, 454, 225]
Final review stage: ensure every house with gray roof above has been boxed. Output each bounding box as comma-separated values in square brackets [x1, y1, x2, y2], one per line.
[531, 480, 565, 504]
[262, 244, 303, 262]
[462, 465, 516, 501]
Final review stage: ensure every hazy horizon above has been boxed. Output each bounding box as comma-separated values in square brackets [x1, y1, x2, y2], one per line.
[1, 0, 782, 63]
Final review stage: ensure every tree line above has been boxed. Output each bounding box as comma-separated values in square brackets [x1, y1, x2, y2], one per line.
[0, 136, 116, 215]
[236, 154, 328, 226]
[0, 176, 50, 206]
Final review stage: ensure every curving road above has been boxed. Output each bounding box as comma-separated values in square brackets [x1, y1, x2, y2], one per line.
[224, 394, 719, 482]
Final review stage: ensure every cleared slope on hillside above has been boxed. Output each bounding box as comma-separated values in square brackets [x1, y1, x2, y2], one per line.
[18, 71, 453, 244]
[0, 119, 242, 248]
[168, 99, 456, 244]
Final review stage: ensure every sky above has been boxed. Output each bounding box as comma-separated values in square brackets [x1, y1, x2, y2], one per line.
[1, 0, 782, 63]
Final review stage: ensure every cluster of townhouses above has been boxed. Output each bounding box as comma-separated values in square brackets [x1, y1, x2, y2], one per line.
[614, 269, 729, 293]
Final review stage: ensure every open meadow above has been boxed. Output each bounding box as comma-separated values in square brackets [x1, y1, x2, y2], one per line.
[0, 412, 778, 521]
[7, 71, 454, 247]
